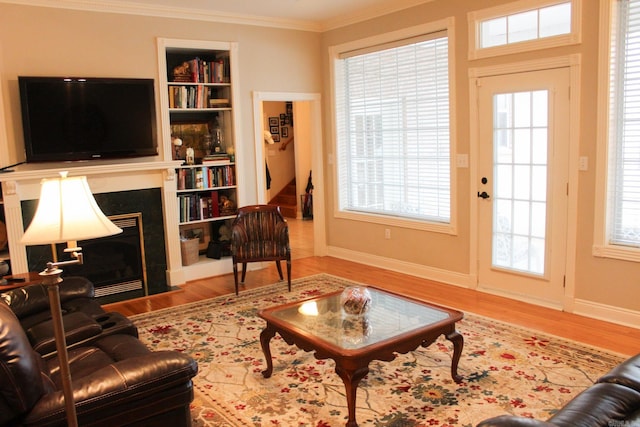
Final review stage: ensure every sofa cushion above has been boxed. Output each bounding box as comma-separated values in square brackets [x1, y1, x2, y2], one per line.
[0, 302, 46, 425]
[598, 353, 640, 393]
[26, 311, 103, 355]
[547, 382, 640, 427]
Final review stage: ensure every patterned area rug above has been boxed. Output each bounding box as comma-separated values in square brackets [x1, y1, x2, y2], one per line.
[130, 274, 625, 427]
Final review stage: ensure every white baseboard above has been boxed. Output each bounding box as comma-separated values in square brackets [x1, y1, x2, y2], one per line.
[326, 246, 475, 288]
[573, 299, 640, 329]
[327, 246, 640, 329]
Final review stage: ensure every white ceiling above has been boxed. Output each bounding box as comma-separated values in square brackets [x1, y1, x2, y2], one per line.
[2, 0, 433, 31]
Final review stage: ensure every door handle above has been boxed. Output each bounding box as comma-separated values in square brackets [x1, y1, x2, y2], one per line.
[477, 191, 490, 199]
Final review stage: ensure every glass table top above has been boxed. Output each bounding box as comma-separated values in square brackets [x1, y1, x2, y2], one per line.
[265, 287, 458, 350]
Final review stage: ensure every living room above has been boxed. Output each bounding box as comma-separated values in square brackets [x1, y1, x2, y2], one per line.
[0, 0, 637, 327]
[0, 1, 639, 425]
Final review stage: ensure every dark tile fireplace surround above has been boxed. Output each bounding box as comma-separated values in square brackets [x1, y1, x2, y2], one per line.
[21, 188, 168, 304]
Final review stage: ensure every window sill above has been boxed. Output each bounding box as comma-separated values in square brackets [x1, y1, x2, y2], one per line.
[334, 209, 456, 235]
[592, 244, 640, 263]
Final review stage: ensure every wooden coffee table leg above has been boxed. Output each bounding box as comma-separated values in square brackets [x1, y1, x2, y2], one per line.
[260, 325, 277, 378]
[335, 363, 369, 427]
[446, 330, 464, 383]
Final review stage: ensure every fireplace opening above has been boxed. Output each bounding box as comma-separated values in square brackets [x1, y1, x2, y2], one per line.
[55, 213, 147, 301]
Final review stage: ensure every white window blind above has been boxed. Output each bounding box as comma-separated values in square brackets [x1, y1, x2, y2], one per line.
[334, 31, 451, 223]
[608, 0, 640, 246]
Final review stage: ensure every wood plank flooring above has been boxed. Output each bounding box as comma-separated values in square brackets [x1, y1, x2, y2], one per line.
[105, 220, 640, 357]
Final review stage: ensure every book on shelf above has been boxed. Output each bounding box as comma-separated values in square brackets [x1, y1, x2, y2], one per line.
[169, 86, 224, 109]
[202, 154, 231, 164]
[209, 98, 229, 107]
[178, 191, 223, 222]
[171, 57, 228, 84]
[177, 165, 235, 190]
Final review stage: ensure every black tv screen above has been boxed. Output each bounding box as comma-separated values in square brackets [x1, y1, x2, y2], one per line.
[19, 76, 158, 162]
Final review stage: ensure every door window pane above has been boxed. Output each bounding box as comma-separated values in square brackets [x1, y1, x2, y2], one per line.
[492, 90, 549, 275]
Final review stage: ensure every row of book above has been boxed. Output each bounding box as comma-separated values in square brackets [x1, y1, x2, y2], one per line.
[179, 191, 217, 222]
[168, 86, 229, 109]
[177, 165, 235, 191]
[173, 57, 228, 83]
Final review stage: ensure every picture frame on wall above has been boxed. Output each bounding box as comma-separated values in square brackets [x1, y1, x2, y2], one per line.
[270, 126, 279, 135]
[272, 134, 280, 142]
[281, 127, 288, 138]
[269, 117, 278, 127]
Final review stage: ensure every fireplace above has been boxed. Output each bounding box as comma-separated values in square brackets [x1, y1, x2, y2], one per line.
[22, 187, 169, 303]
[54, 213, 147, 299]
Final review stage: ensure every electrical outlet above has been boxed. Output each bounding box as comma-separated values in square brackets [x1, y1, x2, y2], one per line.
[579, 156, 588, 171]
[456, 154, 469, 168]
[384, 229, 391, 239]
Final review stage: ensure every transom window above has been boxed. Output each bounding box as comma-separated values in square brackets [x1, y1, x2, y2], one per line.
[331, 21, 455, 232]
[480, 2, 571, 48]
[468, 0, 581, 60]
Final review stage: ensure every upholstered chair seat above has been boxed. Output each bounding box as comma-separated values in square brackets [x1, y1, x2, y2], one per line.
[230, 204, 291, 295]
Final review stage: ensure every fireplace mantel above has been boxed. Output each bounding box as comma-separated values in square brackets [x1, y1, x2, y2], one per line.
[0, 158, 185, 286]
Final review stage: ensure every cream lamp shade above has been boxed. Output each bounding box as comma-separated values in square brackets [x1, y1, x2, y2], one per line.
[21, 172, 122, 246]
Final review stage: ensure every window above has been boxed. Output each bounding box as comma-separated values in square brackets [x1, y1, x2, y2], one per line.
[468, 0, 581, 60]
[331, 21, 455, 232]
[596, 0, 640, 260]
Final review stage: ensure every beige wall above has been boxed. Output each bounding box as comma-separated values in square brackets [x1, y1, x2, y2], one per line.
[0, 3, 322, 202]
[321, 0, 640, 319]
[1, 1, 639, 322]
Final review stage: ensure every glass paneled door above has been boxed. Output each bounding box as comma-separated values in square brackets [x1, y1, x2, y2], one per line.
[476, 68, 569, 307]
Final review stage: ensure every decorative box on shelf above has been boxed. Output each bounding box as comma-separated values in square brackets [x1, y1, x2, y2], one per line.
[180, 238, 200, 266]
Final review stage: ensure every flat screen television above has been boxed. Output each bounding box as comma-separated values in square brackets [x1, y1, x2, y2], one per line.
[18, 76, 158, 162]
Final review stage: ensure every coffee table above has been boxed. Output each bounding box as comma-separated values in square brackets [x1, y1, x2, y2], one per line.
[258, 286, 464, 427]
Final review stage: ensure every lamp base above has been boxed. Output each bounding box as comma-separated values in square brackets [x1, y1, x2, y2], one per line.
[40, 266, 78, 427]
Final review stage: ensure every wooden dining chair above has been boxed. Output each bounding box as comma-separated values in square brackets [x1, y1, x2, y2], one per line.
[230, 205, 291, 295]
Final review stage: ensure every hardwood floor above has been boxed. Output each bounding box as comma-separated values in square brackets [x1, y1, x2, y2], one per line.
[105, 219, 640, 357]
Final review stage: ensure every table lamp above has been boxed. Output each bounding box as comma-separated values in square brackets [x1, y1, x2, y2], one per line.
[20, 171, 122, 427]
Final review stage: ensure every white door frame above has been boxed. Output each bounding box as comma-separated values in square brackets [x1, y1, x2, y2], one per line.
[468, 55, 582, 311]
[252, 91, 327, 256]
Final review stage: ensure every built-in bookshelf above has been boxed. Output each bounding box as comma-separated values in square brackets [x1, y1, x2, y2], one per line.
[158, 38, 240, 281]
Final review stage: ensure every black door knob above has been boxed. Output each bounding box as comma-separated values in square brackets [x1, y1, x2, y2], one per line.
[477, 191, 490, 199]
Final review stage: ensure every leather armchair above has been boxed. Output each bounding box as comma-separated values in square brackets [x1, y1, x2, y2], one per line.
[1, 276, 137, 359]
[230, 204, 291, 295]
[0, 300, 198, 427]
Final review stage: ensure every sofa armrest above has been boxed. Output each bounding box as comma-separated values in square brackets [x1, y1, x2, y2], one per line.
[26, 337, 198, 426]
[0, 276, 94, 320]
[598, 353, 640, 393]
[26, 312, 103, 356]
[476, 415, 556, 426]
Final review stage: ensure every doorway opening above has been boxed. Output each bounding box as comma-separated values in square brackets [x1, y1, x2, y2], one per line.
[252, 92, 326, 257]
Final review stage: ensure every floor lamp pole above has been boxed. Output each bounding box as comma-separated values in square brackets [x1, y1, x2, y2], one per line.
[42, 265, 78, 427]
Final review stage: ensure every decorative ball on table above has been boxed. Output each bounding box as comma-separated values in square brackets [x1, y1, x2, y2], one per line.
[340, 286, 372, 316]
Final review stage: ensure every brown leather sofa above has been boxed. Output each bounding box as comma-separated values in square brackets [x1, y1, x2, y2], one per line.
[0, 278, 199, 426]
[1, 276, 138, 358]
[477, 353, 640, 427]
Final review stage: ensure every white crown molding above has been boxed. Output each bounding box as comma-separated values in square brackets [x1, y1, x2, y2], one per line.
[0, 0, 323, 31]
[0, 0, 435, 32]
